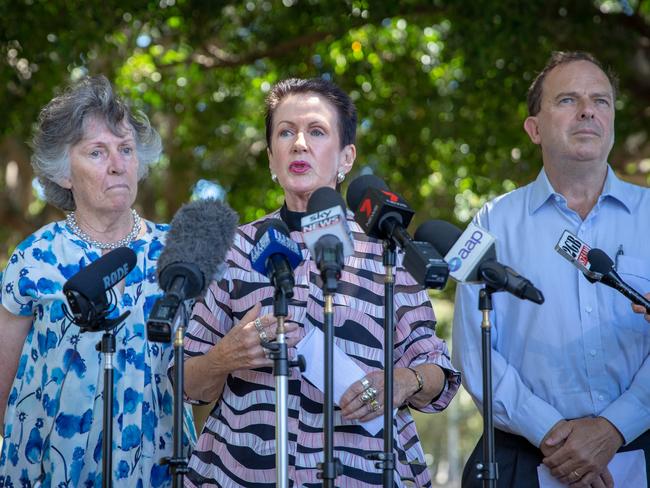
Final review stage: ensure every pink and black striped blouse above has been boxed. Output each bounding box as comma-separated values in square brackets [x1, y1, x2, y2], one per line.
[182, 210, 460, 487]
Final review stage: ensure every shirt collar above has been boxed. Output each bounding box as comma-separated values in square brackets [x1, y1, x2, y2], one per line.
[528, 164, 632, 215]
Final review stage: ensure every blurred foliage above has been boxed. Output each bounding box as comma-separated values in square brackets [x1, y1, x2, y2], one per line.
[2, 0, 650, 481]
[2, 0, 650, 263]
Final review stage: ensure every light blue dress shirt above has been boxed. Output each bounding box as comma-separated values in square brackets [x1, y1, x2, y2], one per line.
[452, 166, 650, 448]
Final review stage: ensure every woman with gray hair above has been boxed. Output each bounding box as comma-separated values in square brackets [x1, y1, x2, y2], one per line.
[0, 75, 194, 487]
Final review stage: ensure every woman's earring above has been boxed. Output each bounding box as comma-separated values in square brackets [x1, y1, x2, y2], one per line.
[336, 171, 345, 183]
[271, 173, 278, 184]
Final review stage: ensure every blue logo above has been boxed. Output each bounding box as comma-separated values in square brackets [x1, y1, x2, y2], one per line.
[448, 256, 462, 272]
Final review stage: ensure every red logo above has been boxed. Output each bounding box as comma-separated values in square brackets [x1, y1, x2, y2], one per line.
[381, 190, 399, 202]
[359, 198, 373, 218]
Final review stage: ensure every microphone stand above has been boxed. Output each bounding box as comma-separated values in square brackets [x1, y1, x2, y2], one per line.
[475, 287, 498, 487]
[92, 312, 130, 488]
[167, 301, 191, 488]
[263, 287, 305, 488]
[368, 240, 397, 487]
[314, 237, 344, 487]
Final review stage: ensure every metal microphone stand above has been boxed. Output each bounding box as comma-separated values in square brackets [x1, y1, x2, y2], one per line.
[263, 287, 305, 488]
[475, 287, 498, 487]
[147, 294, 193, 486]
[314, 237, 344, 487]
[168, 302, 190, 488]
[64, 285, 130, 488]
[92, 312, 130, 488]
[367, 240, 397, 487]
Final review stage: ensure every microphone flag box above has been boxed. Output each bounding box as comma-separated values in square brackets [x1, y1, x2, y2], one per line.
[250, 228, 302, 276]
[354, 187, 414, 239]
[444, 222, 496, 283]
[554, 230, 602, 280]
[301, 205, 354, 257]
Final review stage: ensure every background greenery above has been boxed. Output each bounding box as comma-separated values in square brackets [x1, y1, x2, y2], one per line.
[2, 0, 649, 485]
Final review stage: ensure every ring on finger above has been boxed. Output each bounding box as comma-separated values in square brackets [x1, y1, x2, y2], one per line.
[360, 377, 371, 390]
[254, 318, 268, 342]
[360, 387, 377, 403]
[368, 399, 380, 412]
[570, 470, 580, 481]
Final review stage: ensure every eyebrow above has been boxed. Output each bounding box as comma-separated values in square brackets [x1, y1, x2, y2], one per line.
[80, 135, 136, 146]
[276, 119, 329, 127]
[554, 91, 613, 101]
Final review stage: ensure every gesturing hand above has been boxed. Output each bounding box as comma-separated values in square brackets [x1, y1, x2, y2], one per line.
[213, 303, 299, 373]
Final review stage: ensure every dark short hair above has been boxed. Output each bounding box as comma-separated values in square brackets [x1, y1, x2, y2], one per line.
[527, 51, 619, 116]
[264, 77, 357, 152]
[31, 75, 162, 211]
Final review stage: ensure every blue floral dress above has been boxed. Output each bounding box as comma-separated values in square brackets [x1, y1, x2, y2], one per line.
[0, 219, 195, 488]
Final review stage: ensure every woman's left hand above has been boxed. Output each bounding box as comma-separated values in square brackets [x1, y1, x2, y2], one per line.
[339, 368, 417, 422]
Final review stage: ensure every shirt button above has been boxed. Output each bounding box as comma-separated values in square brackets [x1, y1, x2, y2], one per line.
[598, 394, 605, 401]
[585, 306, 593, 313]
[590, 349, 597, 357]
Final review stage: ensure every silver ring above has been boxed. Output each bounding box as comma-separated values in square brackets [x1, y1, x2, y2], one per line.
[570, 470, 581, 481]
[360, 377, 371, 390]
[360, 386, 377, 403]
[254, 317, 268, 342]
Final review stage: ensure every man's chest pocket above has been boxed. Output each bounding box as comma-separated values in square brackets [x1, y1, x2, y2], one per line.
[610, 255, 650, 334]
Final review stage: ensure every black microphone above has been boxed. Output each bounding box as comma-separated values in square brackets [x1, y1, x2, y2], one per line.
[346, 174, 449, 289]
[415, 220, 544, 304]
[63, 247, 137, 331]
[301, 187, 353, 292]
[249, 218, 302, 298]
[147, 198, 239, 342]
[587, 248, 650, 313]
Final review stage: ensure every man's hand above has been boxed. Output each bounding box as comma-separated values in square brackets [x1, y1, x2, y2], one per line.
[540, 419, 570, 458]
[631, 292, 650, 322]
[541, 417, 623, 487]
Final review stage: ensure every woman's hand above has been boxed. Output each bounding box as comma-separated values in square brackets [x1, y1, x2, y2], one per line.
[208, 303, 300, 374]
[338, 368, 419, 422]
[185, 303, 301, 403]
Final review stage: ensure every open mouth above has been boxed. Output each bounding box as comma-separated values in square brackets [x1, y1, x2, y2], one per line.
[289, 161, 311, 174]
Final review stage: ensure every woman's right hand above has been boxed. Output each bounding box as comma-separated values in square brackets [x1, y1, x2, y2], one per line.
[209, 303, 300, 373]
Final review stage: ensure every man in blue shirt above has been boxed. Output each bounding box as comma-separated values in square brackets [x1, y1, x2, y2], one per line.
[453, 51, 650, 488]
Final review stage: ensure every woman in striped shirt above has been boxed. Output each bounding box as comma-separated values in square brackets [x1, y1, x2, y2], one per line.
[181, 77, 460, 487]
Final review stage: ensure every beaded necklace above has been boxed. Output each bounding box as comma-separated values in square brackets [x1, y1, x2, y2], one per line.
[66, 208, 141, 250]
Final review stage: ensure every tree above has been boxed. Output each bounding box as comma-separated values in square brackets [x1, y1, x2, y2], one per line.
[2, 1, 650, 480]
[2, 1, 649, 254]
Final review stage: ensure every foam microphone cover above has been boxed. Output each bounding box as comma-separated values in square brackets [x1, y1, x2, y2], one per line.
[414, 220, 463, 255]
[158, 198, 239, 298]
[255, 217, 291, 242]
[345, 174, 388, 212]
[586, 248, 615, 275]
[307, 186, 348, 214]
[64, 247, 137, 302]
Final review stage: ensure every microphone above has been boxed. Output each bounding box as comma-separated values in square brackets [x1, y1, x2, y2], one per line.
[587, 248, 650, 313]
[147, 198, 239, 342]
[63, 247, 137, 331]
[301, 187, 353, 292]
[554, 230, 603, 282]
[414, 220, 544, 304]
[249, 218, 302, 298]
[346, 175, 449, 289]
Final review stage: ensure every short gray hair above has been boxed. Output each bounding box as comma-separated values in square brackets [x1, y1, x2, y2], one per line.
[31, 75, 162, 210]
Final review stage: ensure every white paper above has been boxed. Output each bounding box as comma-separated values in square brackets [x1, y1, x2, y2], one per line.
[537, 449, 647, 487]
[295, 327, 388, 435]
